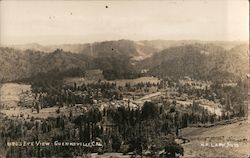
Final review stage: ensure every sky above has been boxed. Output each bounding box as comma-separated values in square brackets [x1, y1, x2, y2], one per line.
[0, 0, 249, 45]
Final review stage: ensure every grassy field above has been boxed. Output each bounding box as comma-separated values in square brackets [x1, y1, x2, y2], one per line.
[63, 77, 88, 86]
[110, 76, 160, 87]
[64, 76, 160, 87]
[182, 101, 250, 158]
[1, 106, 70, 119]
[0, 83, 31, 108]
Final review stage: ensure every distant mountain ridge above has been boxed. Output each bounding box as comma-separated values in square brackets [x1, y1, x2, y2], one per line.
[0, 40, 248, 82]
[8, 40, 246, 59]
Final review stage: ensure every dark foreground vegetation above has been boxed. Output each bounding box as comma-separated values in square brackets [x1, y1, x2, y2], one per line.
[0, 75, 248, 158]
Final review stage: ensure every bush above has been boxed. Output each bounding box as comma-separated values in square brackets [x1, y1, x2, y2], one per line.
[165, 141, 184, 157]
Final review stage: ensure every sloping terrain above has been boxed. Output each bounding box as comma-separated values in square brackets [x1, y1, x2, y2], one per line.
[0, 40, 248, 82]
[0, 48, 89, 82]
[138, 43, 249, 81]
[182, 100, 250, 157]
[10, 40, 245, 55]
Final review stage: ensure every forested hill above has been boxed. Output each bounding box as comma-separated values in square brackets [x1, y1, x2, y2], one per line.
[137, 43, 249, 82]
[0, 39, 156, 82]
[0, 40, 248, 82]
[0, 48, 89, 82]
[9, 40, 244, 54]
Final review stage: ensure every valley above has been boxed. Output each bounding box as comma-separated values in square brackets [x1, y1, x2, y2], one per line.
[0, 40, 248, 158]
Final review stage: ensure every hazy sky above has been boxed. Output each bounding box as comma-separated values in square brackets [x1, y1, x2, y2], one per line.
[0, 0, 249, 45]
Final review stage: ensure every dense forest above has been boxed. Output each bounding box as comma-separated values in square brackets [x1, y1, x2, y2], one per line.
[0, 40, 248, 82]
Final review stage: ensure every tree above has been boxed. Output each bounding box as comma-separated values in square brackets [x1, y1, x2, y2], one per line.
[142, 102, 159, 120]
[35, 102, 40, 113]
[111, 134, 122, 152]
[127, 136, 147, 154]
[165, 140, 184, 157]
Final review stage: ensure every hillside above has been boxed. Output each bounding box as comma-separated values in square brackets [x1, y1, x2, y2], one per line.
[0, 40, 152, 82]
[10, 39, 245, 52]
[0, 48, 89, 82]
[0, 40, 248, 82]
[137, 43, 249, 81]
[9, 40, 142, 58]
[182, 99, 250, 157]
[182, 118, 249, 157]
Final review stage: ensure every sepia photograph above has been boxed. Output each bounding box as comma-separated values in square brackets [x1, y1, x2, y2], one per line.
[0, 0, 249, 157]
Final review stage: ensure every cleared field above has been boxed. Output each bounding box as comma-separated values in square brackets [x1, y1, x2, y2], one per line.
[63, 77, 90, 86]
[63, 76, 160, 87]
[110, 76, 160, 87]
[1, 106, 69, 119]
[0, 83, 31, 108]
[182, 105, 250, 158]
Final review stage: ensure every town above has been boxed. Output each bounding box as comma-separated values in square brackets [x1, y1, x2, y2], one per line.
[0, 67, 248, 158]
